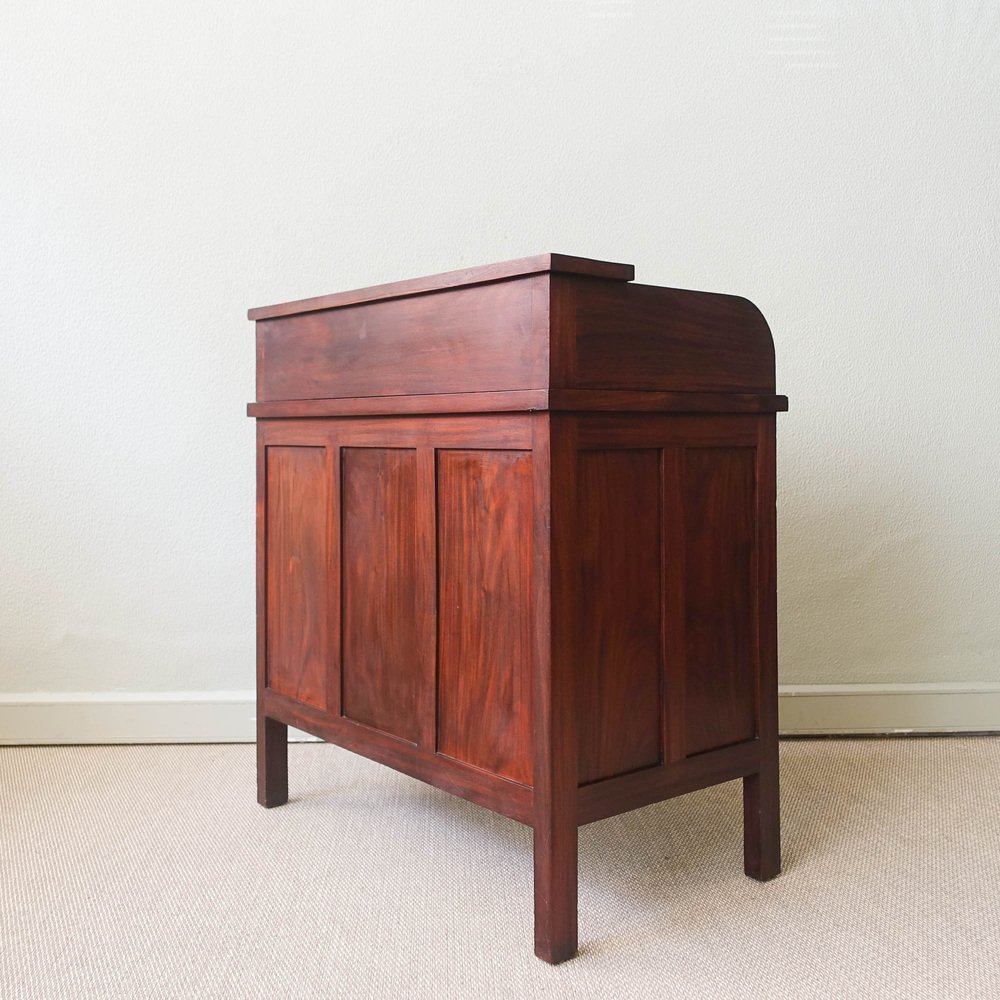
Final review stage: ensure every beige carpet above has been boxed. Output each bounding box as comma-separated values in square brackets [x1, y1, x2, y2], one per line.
[2, 738, 998, 999]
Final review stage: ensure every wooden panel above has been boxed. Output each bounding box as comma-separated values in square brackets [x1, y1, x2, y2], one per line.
[265, 446, 329, 710]
[559, 276, 776, 394]
[341, 448, 426, 744]
[256, 277, 546, 402]
[437, 450, 533, 784]
[683, 447, 757, 755]
[576, 449, 663, 785]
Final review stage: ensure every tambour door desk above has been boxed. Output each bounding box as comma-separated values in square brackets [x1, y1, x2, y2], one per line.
[247, 254, 788, 963]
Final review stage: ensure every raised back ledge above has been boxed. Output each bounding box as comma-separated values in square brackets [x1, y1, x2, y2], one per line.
[247, 253, 635, 321]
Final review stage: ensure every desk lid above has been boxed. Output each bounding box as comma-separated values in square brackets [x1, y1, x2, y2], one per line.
[247, 253, 634, 321]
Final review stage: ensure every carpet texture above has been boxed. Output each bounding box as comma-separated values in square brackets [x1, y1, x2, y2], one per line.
[2, 738, 998, 999]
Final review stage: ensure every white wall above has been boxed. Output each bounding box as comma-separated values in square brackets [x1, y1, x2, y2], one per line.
[2, 1, 998, 736]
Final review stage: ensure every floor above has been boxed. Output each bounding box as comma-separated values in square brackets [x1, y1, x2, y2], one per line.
[2, 737, 998, 999]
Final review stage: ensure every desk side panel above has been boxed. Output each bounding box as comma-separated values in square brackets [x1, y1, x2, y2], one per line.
[556, 276, 776, 394]
[565, 414, 764, 800]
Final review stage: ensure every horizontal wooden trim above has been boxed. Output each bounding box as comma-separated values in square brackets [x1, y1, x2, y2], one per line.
[575, 413, 761, 449]
[576, 741, 760, 826]
[248, 390, 789, 419]
[248, 390, 550, 418]
[263, 690, 534, 824]
[258, 414, 535, 449]
[549, 390, 788, 413]
[247, 253, 634, 320]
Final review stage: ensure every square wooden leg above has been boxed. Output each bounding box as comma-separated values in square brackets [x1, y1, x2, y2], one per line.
[743, 762, 780, 881]
[533, 809, 578, 964]
[257, 714, 288, 808]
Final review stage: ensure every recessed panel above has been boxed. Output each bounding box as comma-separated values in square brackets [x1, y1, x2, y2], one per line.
[683, 447, 757, 755]
[266, 446, 329, 709]
[341, 448, 423, 743]
[437, 450, 533, 785]
[576, 449, 663, 785]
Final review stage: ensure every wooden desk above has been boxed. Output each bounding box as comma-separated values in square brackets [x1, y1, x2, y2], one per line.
[248, 254, 787, 963]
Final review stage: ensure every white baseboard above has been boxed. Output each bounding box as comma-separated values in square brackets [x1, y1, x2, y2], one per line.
[778, 682, 1000, 735]
[0, 691, 319, 745]
[0, 684, 997, 745]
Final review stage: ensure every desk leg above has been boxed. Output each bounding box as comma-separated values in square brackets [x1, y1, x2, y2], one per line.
[743, 759, 780, 880]
[257, 714, 288, 808]
[533, 806, 578, 964]
[746, 415, 780, 881]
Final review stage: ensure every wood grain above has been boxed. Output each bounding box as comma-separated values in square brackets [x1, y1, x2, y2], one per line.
[577, 740, 759, 826]
[265, 689, 533, 824]
[255, 426, 287, 807]
[575, 413, 759, 449]
[265, 446, 329, 710]
[534, 415, 578, 963]
[437, 450, 534, 784]
[683, 447, 757, 755]
[247, 390, 788, 419]
[251, 257, 786, 963]
[248, 390, 550, 419]
[575, 448, 663, 784]
[660, 447, 687, 762]
[341, 447, 426, 744]
[258, 415, 534, 451]
[745, 416, 781, 880]
[248, 253, 633, 320]
[546, 389, 788, 414]
[558, 276, 776, 394]
[256, 278, 545, 402]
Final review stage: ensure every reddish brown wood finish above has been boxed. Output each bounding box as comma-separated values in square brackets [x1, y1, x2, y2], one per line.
[341, 448, 426, 744]
[661, 447, 688, 763]
[265, 689, 533, 823]
[247, 252, 634, 321]
[744, 416, 781, 881]
[682, 447, 757, 755]
[437, 450, 534, 784]
[555, 277, 776, 394]
[534, 414, 578, 964]
[575, 448, 663, 784]
[250, 255, 784, 963]
[577, 740, 760, 825]
[255, 278, 547, 402]
[265, 446, 329, 710]
[251, 255, 784, 407]
[246, 390, 787, 419]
